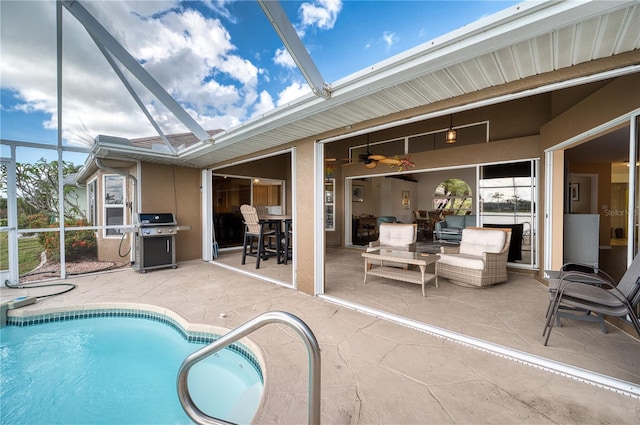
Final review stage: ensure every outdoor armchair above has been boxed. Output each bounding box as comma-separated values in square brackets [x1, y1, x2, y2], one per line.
[436, 227, 511, 288]
[367, 223, 417, 253]
[543, 254, 640, 346]
[367, 223, 417, 269]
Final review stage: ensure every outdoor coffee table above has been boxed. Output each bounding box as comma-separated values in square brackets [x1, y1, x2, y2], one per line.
[362, 249, 439, 296]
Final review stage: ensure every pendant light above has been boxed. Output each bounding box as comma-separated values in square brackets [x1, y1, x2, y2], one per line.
[446, 114, 457, 144]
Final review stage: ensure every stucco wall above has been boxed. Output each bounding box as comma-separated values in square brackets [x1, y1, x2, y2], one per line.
[296, 143, 316, 295]
[140, 163, 202, 262]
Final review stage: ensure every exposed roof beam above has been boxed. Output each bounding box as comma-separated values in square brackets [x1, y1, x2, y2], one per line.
[91, 36, 177, 155]
[60, 0, 211, 143]
[258, 0, 331, 99]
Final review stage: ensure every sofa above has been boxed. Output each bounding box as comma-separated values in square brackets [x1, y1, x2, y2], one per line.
[434, 215, 476, 242]
[435, 227, 511, 288]
[377, 216, 398, 225]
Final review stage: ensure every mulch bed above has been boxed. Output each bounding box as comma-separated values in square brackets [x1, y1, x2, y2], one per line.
[19, 257, 130, 283]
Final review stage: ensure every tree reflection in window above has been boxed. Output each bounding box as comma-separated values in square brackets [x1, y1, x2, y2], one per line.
[433, 179, 472, 215]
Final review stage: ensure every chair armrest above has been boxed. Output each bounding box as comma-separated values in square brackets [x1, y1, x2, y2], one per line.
[559, 266, 616, 287]
[560, 262, 597, 274]
[558, 271, 614, 290]
[482, 250, 509, 264]
[434, 221, 445, 232]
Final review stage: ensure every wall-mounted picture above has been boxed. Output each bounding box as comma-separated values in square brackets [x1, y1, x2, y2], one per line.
[352, 185, 364, 202]
[570, 183, 580, 201]
[402, 190, 410, 209]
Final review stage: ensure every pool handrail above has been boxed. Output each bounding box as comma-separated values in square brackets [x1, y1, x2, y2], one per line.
[177, 310, 321, 425]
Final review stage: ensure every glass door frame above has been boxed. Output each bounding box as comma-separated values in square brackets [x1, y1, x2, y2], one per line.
[544, 110, 640, 272]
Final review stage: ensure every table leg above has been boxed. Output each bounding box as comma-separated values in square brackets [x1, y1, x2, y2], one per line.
[274, 225, 283, 264]
[419, 265, 426, 297]
[363, 259, 369, 284]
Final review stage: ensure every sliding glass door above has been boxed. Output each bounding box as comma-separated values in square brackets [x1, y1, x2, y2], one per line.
[478, 160, 538, 268]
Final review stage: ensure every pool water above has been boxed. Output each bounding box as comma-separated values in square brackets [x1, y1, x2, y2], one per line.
[0, 317, 263, 424]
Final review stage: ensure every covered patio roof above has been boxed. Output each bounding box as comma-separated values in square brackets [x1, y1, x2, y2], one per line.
[90, 0, 640, 168]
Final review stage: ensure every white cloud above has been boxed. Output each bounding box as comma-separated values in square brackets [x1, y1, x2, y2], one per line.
[0, 0, 273, 146]
[299, 0, 342, 30]
[251, 91, 276, 118]
[382, 31, 397, 48]
[199, 0, 235, 23]
[273, 47, 296, 69]
[276, 82, 311, 106]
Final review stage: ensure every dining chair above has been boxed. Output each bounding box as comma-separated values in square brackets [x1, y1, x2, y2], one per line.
[240, 204, 278, 269]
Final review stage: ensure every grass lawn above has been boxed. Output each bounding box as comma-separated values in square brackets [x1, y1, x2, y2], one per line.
[0, 233, 44, 275]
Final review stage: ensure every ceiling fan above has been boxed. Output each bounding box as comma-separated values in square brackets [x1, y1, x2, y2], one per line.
[327, 137, 416, 171]
[358, 139, 403, 169]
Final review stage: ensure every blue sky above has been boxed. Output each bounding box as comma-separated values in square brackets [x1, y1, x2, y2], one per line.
[1, 0, 518, 152]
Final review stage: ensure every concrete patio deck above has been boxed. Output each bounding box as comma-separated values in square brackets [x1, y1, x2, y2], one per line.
[2, 252, 639, 424]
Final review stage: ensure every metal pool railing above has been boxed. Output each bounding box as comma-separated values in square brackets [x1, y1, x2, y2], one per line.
[176, 311, 321, 425]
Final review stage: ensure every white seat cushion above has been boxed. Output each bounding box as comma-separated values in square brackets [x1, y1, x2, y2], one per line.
[438, 253, 485, 270]
[459, 229, 505, 256]
[378, 223, 415, 247]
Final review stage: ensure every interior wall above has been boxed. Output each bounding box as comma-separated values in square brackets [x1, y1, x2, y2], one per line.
[217, 153, 292, 215]
[351, 179, 377, 217]
[376, 178, 418, 223]
[610, 183, 628, 238]
[369, 94, 550, 145]
[569, 163, 612, 246]
[568, 174, 594, 214]
[141, 163, 202, 262]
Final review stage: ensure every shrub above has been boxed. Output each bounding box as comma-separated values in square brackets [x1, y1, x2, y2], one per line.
[39, 219, 97, 262]
[18, 213, 49, 235]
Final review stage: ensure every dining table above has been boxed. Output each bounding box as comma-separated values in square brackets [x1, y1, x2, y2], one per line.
[261, 215, 292, 264]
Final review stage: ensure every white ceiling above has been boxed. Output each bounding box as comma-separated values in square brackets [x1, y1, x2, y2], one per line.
[94, 0, 640, 169]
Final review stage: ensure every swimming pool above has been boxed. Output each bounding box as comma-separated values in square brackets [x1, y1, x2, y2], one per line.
[1, 311, 263, 424]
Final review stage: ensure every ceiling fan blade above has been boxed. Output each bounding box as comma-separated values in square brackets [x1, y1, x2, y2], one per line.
[364, 161, 378, 169]
[368, 154, 386, 161]
[378, 158, 402, 165]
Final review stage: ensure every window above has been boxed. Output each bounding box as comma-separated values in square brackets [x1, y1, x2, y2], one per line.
[103, 175, 125, 237]
[325, 179, 335, 231]
[433, 179, 472, 215]
[479, 160, 537, 267]
[479, 162, 534, 220]
[87, 178, 97, 225]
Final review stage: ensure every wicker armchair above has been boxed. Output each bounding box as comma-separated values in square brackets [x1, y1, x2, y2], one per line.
[435, 228, 511, 288]
[367, 223, 417, 269]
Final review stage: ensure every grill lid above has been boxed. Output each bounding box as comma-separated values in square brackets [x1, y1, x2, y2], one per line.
[138, 213, 176, 226]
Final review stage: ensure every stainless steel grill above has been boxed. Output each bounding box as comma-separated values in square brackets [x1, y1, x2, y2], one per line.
[134, 213, 179, 273]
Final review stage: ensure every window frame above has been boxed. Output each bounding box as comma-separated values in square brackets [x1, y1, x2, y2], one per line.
[102, 174, 126, 238]
[87, 177, 98, 226]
